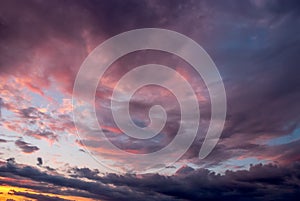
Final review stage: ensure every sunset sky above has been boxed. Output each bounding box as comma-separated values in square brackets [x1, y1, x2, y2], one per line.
[0, 0, 300, 200]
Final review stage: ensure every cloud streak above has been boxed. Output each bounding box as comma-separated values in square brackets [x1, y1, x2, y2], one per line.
[15, 139, 39, 154]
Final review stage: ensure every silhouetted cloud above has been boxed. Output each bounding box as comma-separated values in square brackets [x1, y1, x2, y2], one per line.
[15, 139, 39, 153]
[0, 138, 7, 143]
[37, 157, 43, 166]
[10, 190, 72, 201]
[1, 161, 300, 201]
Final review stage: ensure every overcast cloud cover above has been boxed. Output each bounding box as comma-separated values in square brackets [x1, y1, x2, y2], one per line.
[0, 0, 299, 200]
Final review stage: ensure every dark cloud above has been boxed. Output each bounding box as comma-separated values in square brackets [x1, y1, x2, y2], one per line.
[0, 138, 7, 143]
[37, 157, 43, 166]
[6, 157, 16, 165]
[0, 0, 299, 199]
[69, 167, 100, 180]
[175, 165, 194, 175]
[1, 161, 300, 201]
[0, 162, 173, 201]
[69, 0, 300, 167]
[15, 139, 39, 153]
[11, 190, 72, 201]
[24, 129, 58, 142]
[173, 0, 300, 166]
[76, 163, 300, 201]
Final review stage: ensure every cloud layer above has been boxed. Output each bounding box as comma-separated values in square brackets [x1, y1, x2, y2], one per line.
[0, 160, 300, 201]
[0, 0, 299, 200]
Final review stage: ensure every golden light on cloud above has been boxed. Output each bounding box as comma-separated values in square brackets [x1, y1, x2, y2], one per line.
[0, 183, 95, 201]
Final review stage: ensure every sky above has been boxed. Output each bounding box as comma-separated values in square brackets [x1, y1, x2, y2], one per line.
[0, 0, 300, 200]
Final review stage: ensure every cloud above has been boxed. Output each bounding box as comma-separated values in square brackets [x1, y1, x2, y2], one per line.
[24, 129, 58, 143]
[70, 0, 300, 171]
[10, 190, 73, 201]
[6, 157, 16, 165]
[0, 138, 7, 143]
[15, 139, 39, 154]
[19, 107, 45, 119]
[69, 167, 100, 180]
[0, 97, 3, 118]
[0, 0, 299, 178]
[37, 157, 43, 166]
[0, 160, 300, 201]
